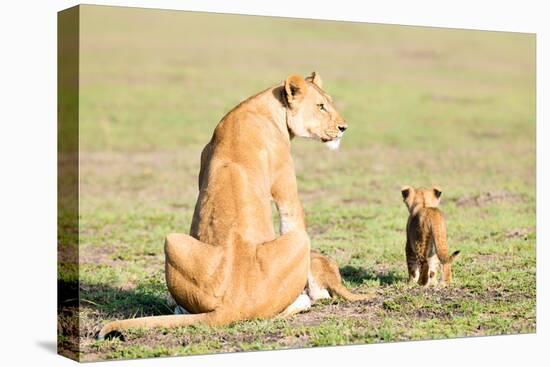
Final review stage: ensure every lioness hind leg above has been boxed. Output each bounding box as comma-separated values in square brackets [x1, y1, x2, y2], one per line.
[164, 233, 225, 312]
[255, 230, 311, 315]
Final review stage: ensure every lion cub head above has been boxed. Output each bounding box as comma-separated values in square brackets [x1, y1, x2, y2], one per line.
[283, 72, 347, 150]
[401, 186, 442, 214]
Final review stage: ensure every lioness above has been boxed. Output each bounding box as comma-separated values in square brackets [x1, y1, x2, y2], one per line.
[98, 72, 368, 339]
[401, 186, 460, 286]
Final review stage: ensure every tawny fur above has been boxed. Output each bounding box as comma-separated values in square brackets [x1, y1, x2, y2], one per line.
[309, 251, 373, 301]
[401, 186, 460, 287]
[98, 73, 358, 339]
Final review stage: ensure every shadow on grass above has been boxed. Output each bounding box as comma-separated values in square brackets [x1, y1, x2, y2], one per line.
[58, 279, 172, 347]
[340, 265, 404, 286]
[61, 265, 401, 324]
[58, 279, 171, 319]
[60, 278, 170, 319]
[79, 281, 172, 318]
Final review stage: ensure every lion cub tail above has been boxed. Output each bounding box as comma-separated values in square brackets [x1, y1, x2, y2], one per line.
[429, 211, 460, 265]
[429, 212, 460, 283]
[328, 282, 374, 302]
[97, 310, 221, 340]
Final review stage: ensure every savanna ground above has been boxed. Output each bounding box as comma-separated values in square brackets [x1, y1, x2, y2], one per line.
[57, 5, 536, 361]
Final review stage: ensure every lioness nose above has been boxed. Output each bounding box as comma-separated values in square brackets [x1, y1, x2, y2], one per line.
[338, 125, 347, 132]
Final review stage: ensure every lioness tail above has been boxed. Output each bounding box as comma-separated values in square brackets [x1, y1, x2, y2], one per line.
[97, 311, 219, 340]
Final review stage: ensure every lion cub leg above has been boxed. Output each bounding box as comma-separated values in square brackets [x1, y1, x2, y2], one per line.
[278, 293, 312, 318]
[418, 260, 430, 287]
[307, 271, 331, 301]
[426, 254, 440, 287]
[406, 241, 420, 283]
[442, 263, 453, 285]
[408, 263, 420, 284]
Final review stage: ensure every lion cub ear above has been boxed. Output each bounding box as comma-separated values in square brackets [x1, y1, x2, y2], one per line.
[401, 186, 414, 200]
[401, 186, 415, 209]
[433, 186, 442, 199]
[284, 74, 308, 109]
[306, 71, 323, 89]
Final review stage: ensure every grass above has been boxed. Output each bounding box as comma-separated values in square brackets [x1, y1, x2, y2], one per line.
[58, 5, 535, 362]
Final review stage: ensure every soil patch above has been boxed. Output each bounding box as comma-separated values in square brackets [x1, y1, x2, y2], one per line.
[454, 191, 525, 207]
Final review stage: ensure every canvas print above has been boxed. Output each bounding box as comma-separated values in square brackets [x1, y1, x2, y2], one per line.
[57, 5, 536, 362]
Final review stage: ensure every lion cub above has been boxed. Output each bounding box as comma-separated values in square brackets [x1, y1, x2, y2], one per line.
[401, 186, 460, 286]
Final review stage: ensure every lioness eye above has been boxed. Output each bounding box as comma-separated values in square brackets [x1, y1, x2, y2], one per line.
[318, 103, 326, 111]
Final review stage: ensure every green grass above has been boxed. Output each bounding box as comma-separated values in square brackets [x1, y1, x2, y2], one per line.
[58, 5, 535, 361]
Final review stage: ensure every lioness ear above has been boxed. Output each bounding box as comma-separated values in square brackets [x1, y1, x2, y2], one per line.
[401, 186, 414, 200]
[284, 74, 307, 108]
[433, 186, 442, 199]
[306, 71, 323, 89]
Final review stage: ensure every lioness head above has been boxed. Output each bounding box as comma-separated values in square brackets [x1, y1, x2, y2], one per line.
[401, 186, 442, 213]
[283, 72, 347, 150]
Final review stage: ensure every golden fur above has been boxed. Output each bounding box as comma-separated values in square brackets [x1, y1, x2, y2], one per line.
[98, 73, 366, 339]
[401, 186, 460, 286]
[309, 251, 373, 301]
